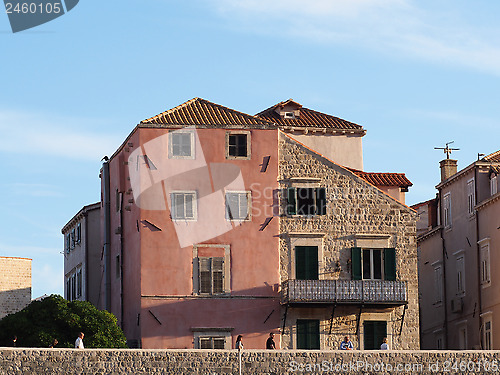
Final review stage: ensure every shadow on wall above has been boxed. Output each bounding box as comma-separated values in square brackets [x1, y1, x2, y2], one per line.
[138, 285, 282, 348]
[0, 288, 32, 320]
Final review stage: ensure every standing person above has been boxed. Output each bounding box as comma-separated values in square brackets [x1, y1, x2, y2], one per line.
[75, 332, 84, 349]
[235, 335, 243, 350]
[339, 336, 354, 350]
[12, 336, 17, 347]
[380, 337, 389, 350]
[266, 333, 276, 349]
[49, 339, 58, 348]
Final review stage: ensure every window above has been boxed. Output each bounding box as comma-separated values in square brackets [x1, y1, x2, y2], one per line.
[76, 223, 81, 244]
[480, 242, 491, 286]
[169, 130, 194, 159]
[351, 248, 396, 281]
[171, 192, 197, 220]
[443, 193, 451, 228]
[199, 337, 226, 349]
[198, 257, 224, 295]
[225, 192, 250, 220]
[287, 187, 326, 216]
[284, 111, 295, 119]
[76, 268, 82, 298]
[363, 321, 387, 350]
[295, 246, 318, 280]
[467, 179, 475, 215]
[483, 317, 493, 350]
[296, 319, 320, 349]
[434, 264, 443, 304]
[65, 234, 71, 253]
[456, 255, 465, 296]
[70, 228, 76, 249]
[491, 175, 498, 196]
[226, 131, 251, 159]
[458, 325, 467, 350]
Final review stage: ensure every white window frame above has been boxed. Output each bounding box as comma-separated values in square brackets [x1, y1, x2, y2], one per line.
[170, 191, 197, 221]
[225, 191, 251, 221]
[482, 314, 493, 350]
[467, 178, 475, 216]
[168, 130, 195, 159]
[454, 251, 466, 296]
[362, 248, 384, 280]
[76, 222, 82, 244]
[491, 175, 498, 196]
[479, 238, 491, 287]
[225, 130, 251, 160]
[432, 261, 443, 305]
[443, 193, 452, 228]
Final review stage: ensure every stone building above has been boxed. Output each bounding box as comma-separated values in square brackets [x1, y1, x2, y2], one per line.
[416, 150, 500, 349]
[278, 133, 419, 350]
[61, 202, 101, 307]
[0, 256, 31, 319]
[69, 97, 418, 349]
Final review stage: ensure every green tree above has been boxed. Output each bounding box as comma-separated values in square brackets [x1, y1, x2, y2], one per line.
[0, 295, 127, 348]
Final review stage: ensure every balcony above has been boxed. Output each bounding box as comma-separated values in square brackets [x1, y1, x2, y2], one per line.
[281, 279, 407, 306]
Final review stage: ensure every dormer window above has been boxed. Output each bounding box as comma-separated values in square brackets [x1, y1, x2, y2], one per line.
[284, 111, 295, 119]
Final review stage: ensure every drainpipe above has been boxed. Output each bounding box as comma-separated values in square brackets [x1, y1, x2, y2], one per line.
[102, 159, 111, 311]
[120, 191, 125, 330]
[438, 190, 449, 349]
[474, 165, 483, 349]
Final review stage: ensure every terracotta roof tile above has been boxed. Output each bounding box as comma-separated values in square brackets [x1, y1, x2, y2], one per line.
[256, 99, 364, 131]
[347, 168, 413, 188]
[482, 150, 500, 163]
[141, 98, 276, 128]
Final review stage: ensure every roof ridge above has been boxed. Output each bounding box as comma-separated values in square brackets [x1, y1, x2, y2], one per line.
[281, 131, 415, 212]
[483, 149, 500, 162]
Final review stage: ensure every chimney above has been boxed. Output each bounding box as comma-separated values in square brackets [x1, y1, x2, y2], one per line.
[440, 159, 458, 182]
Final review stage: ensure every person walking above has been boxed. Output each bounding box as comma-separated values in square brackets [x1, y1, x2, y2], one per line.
[75, 332, 84, 349]
[339, 336, 354, 350]
[235, 335, 243, 350]
[266, 332, 276, 349]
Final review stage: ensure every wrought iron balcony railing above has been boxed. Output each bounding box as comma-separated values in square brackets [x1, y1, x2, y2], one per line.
[281, 279, 407, 305]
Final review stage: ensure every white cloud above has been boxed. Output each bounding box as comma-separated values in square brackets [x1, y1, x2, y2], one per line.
[0, 110, 122, 161]
[208, 0, 500, 76]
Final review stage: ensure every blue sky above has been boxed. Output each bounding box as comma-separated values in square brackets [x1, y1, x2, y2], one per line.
[1, 0, 499, 298]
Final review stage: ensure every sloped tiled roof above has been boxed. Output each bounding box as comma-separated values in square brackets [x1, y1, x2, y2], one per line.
[256, 99, 364, 131]
[141, 98, 275, 128]
[347, 168, 413, 188]
[482, 150, 500, 163]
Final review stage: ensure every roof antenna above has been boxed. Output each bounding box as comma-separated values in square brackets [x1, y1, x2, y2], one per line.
[434, 141, 460, 159]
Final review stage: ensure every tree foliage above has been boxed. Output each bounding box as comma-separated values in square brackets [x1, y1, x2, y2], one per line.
[0, 295, 127, 348]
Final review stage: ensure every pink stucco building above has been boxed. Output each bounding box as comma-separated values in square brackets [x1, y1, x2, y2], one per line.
[64, 97, 418, 349]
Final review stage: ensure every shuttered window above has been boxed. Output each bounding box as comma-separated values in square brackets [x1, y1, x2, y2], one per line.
[198, 257, 224, 295]
[351, 247, 396, 281]
[363, 321, 387, 350]
[225, 192, 250, 220]
[286, 187, 326, 216]
[199, 337, 226, 349]
[295, 246, 318, 280]
[297, 320, 320, 349]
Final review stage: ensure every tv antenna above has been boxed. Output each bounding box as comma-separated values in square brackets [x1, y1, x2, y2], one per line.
[434, 141, 460, 159]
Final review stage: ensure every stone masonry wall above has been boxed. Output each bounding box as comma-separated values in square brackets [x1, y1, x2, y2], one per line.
[278, 134, 419, 350]
[0, 257, 31, 319]
[1, 349, 500, 375]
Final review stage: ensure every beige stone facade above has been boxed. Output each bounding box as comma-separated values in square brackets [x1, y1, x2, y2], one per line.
[0, 257, 31, 319]
[279, 133, 419, 350]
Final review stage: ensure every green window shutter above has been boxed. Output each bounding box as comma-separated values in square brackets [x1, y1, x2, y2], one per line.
[315, 188, 326, 215]
[351, 247, 362, 280]
[287, 187, 296, 215]
[295, 246, 318, 280]
[384, 248, 396, 281]
[297, 320, 320, 350]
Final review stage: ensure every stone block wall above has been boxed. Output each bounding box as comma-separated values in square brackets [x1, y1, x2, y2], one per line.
[0, 257, 31, 319]
[1, 349, 500, 375]
[278, 133, 419, 350]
